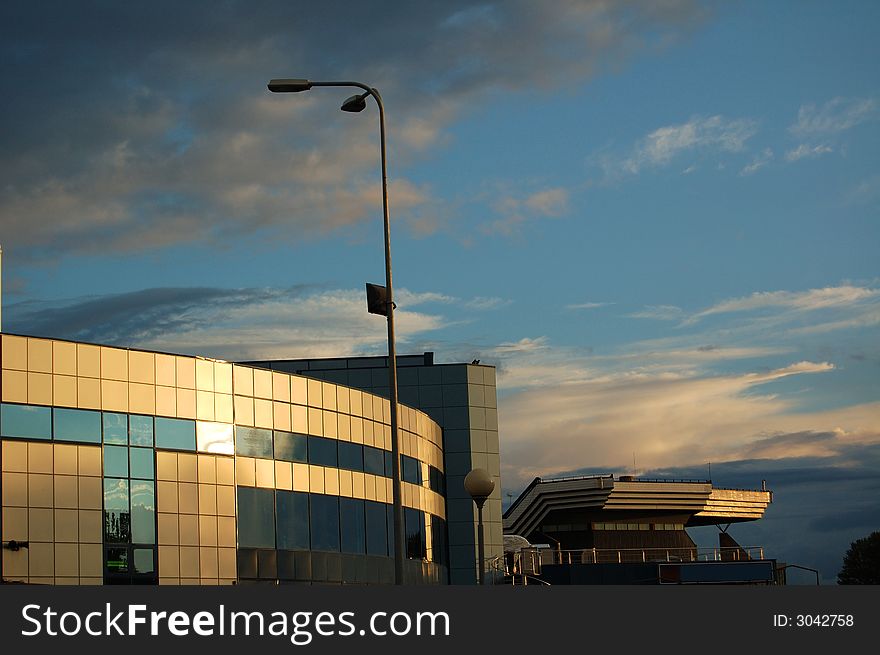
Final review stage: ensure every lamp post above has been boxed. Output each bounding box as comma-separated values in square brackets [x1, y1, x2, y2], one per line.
[267, 78, 405, 585]
[464, 468, 495, 585]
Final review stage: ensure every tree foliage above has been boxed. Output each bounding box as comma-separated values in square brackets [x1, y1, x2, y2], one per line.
[838, 531, 880, 585]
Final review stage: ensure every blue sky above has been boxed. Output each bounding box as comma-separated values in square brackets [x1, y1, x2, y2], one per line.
[1, 1, 878, 582]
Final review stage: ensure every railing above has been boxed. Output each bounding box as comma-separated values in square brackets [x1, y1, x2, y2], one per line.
[540, 546, 765, 565]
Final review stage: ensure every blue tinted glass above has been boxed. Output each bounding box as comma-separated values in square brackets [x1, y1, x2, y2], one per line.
[309, 493, 339, 552]
[104, 479, 130, 543]
[274, 432, 308, 463]
[0, 404, 51, 440]
[133, 549, 155, 574]
[340, 498, 366, 554]
[365, 501, 388, 556]
[103, 445, 129, 477]
[130, 481, 155, 544]
[276, 490, 310, 550]
[237, 487, 275, 548]
[129, 447, 154, 480]
[129, 415, 154, 446]
[338, 442, 363, 472]
[54, 408, 101, 443]
[402, 456, 421, 484]
[235, 426, 273, 458]
[102, 413, 128, 444]
[364, 446, 384, 476]
[384, 451, 393, 478]
[308, 437, 337, 468]
[155, 417, 196, 451]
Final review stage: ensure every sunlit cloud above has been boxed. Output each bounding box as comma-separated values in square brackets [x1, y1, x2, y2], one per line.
[789, 97, 877, 136]
[739, 147, 773, 176]
[785, 143, 833, 162]
[599, 114, 758, 178]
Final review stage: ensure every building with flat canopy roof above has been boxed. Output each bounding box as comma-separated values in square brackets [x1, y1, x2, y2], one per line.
[503, 474, 775, 584]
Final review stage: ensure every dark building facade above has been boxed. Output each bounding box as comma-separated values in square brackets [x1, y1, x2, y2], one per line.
[240, 353, 502, 585]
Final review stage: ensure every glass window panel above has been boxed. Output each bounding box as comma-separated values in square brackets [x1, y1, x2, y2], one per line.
[384, 451, 393, 478]
[431, 517, 447, 566]
[103, 479, 130, 543]
[309, 493, 339, 552]
[103, 413, 128, 444]
[308, 437, 337, 468]
[235, 426, 273, 458]
[103, 445, 129, 477]
[155, 417, 196, 451]
[405, 508, 426, 560]
[340, 498, 366, 554]
[364, 446, 384, 476]
[0, 403, 51, 440]
[274, 431, 308, 463]
[129, 415, 154, 446]
[130, 481, 155, 544]
[276, 490, 310, 550]
[106, 547, 128, 572]
[237, 486, 275, 548]
[54, 407, 101, 443]
[338, 442, 363, 472]
[387, 504, 395, 558]
[429, 466, 445, 495]
[365, 501, 388, 556]
[133, 548, 155, 574]
[402, 456, 421, 485]
[197, 421, 234, 455]
[129, 447, 154, 480]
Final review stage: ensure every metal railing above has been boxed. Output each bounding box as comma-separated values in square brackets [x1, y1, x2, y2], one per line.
[540, 546, 765, 565]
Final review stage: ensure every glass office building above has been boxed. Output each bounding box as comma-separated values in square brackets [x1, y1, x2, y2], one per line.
[0, 334, 447, 585]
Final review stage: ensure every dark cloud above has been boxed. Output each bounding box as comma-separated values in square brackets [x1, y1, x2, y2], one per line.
[0, 1, 704, 261]
[6, 285, 312, 347]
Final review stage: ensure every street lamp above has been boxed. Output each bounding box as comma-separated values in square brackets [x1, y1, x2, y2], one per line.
[268, 77, 405, 585]
[464, 468, 495, 585]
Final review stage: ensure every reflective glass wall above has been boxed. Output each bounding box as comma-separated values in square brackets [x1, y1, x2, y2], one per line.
[1, 335, 447, 585]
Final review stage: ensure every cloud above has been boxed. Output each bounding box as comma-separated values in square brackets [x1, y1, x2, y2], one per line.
[627, 305, 684, 320]
[499, 364, 878, 493]
[785, 143, 833, 162]
[0, 1, 705, 260]
[566, 302, 611, 310]
[484, 186, 571, 236]
[789, 97, 877, 136]
[5, 285, 463, 361]
[739, 147, 773, 176]
[687, 285, 878, 323]
[601, 114, 758, 177]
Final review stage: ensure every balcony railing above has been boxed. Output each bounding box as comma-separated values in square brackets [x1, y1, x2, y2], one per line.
[499, 546, 767, 581]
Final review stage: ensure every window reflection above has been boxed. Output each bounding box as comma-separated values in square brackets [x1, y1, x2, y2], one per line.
[103, 445, 129, 477]
[54, 408, 101, 443]
[0, 403, 51, 440]
[340, 498, 366, 554]
[129, 447, 154, 480]
[365, 501, 388, 556]
[237, 486, 275, 548]
[130, 481, 155, 544]
[234, 426, 272, 458]
[129, 415, 154, 447]
[276, 490, 309, 550]
[104, 478, 130, 543]
[309, 493, 339, 552]
[274, 431, 308, 463]
[364, 446, 385, 477]
[155, 417, 196, 451]
[338, 442, 363, 472]
[103, 413, 128, 444]
[197, 421, 234, 455]
[308, 437, 337, 468]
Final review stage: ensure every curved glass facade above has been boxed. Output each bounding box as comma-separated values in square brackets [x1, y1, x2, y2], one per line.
[0, 334, 447, 585]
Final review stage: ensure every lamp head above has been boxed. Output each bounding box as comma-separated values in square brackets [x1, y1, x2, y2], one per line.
[268, 79, 312, 93]
[341, 93, 368, 113]
[464, 468, 495, 502]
